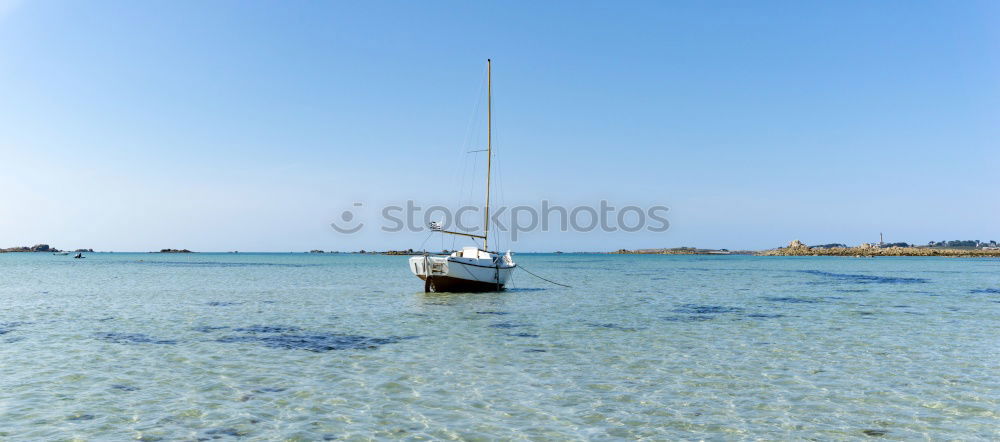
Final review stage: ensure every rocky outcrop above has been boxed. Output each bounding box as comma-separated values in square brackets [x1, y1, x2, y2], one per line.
[74, 249, 94, 253]
[612, 247, 750, 255]
[381, 249, 420, 255]
[156, 249, 193, 253]
[1, 244, 62, 253]
[758, 241, 1000, 257]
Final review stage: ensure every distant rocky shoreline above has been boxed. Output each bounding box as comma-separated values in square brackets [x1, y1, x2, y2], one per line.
[0, 244, 93, 253]
[613, 240, 1000, 257]
[6, 242, 999, 257]
[757, 240, 1000, 257]
[308, 249, 423, 255]
[0, 244, 190, 253]
[612, 247, 754, 255]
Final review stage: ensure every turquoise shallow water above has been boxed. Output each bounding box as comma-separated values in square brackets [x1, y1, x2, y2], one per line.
[0, 253, 998, 440]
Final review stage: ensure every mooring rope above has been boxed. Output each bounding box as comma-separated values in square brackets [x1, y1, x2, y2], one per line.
[516, 264, 572, 288]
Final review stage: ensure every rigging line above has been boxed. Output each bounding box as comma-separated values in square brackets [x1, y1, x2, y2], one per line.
[517, 264, 572, 288]
[456, 70, 486, 183]
[454, 66, 491, 251]
[486, 80, 500, 251]
[460, 152, 479, 246]
[497, 88, 511, 252]
[459, 164, 480, 248]
[453, 67, 488, 245]
[468, 65, 490, 245]
[455, 151, 471, 215]
[498, 133, 508, 250]
[418, 230, 435, 252]
[492, 96, 508, 252]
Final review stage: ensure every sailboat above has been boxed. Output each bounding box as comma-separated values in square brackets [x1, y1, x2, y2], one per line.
[409, 59, 516, 292]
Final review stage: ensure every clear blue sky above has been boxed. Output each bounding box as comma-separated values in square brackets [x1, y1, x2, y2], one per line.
[1, 1, 997, 252]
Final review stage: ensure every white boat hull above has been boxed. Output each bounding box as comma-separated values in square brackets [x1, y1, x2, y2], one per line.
[409, 251, 515, 292]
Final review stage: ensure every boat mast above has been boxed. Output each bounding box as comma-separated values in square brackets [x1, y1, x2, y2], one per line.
[425, 61, 494, 248]
[484, 59, 492, 251]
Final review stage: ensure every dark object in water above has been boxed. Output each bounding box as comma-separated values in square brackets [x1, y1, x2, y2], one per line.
[862, 429, 888, 437]
[763, 297, 819, 304]
[94, 332, 177, 345]
[662, 315, 714, 322]
[216, 333, 415, 352]
[192, 326, 230, 333]
[204, 428, 246, 437]
[799, 270, 927, 284]
[505, 332, 539, 338]
[970, 288, 1000, 294]
[671, 304, 743, 314]
[206, 301, 244, 307]
[586, 323, 639, 331]
[0, 321, 29, 335]
[111, 384, 140, 392]
[746, 313, 785, 319]
[525, 349, 547, 353]
[489, 322, 531, 329]
[475, 311, 510, 315]
[253, 387, 287, 393]
[67, 414, 96, 421]
[232, 325, 301, 333]
[74, 253, 84, 259]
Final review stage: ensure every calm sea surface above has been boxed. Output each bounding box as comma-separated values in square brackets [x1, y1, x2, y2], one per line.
[0, 253, 997, 440]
